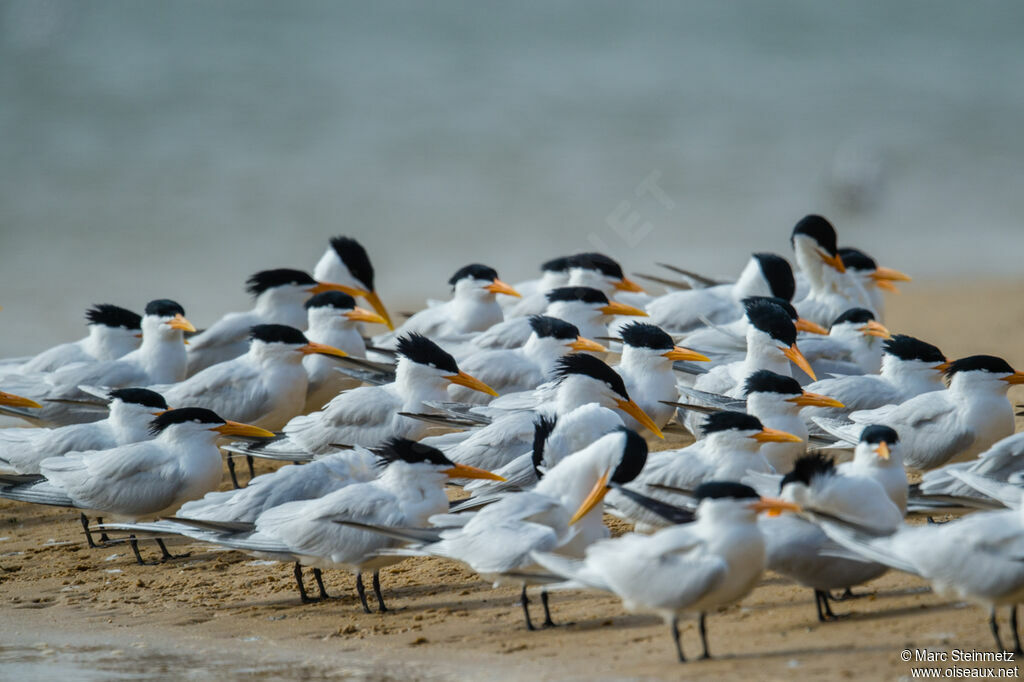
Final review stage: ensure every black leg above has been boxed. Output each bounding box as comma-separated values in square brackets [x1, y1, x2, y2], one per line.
[155, 538, 189, 561]
[80, 513, 99, 548]
[128, 535, 157, 566]
[698, 613, 711, 660]
[1011, 605, 1022, 655]
[227, 456, 240, 489]
[293, 562, 314, 603]
[540, 589, 556, 627]
[822, 590, 838, 621]
[371, 570, 388, 613]
[671, 616, 686, 663]
[96, 516, 109, 544]
[246, 455, 256, 481]
[520, 585, 536, 631]
[313, 568, 330, 600]
[815, 589, 838, 622]
[832, 587, 860, 601]
[355, 572, 371, 614]
[990, 608, 1006, 652]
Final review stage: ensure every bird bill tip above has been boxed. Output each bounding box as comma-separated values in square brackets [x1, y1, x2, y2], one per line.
[300, 342, 348, 358]
[782, 344, 816, 381]
[601, 302, 647, 317]
[795, 318, 829, 335]
[750, 497, 801, 516]
[213, 421, 276, 438]
[443, 464, 506, 482]
[570, 336, 608, 353]
[446, 371, 499, 397]
[0, 391, 42, 409]
[569, 470, 611, 525]
[752, 427, 804, 444]
[663, 346, 710, 363]
[166, 314, 197, 333]
[485, 279, 521, 298]
[615, 398, 665, 439]
[614, 277, 645, 293]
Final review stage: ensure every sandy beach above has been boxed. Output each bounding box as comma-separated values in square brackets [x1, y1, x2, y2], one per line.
[2, 281, 1023, 681]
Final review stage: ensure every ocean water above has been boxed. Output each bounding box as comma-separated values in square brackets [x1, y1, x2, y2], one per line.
[1, 1, 1023, 355]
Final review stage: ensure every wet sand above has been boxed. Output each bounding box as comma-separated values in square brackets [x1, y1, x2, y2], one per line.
[2, 281, 1023, 680]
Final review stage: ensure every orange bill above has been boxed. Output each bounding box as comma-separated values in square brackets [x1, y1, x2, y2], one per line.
[569, 469, 611, 525]
[860, 320, 892, 339]
[362, 290, 394, 330]
[0, 390, 42, 409]
[600, 301, 648, 317]
[821, 249, 846, 273]
[485, 279, 521, 297]
[787, 391, 845, 409]
[446, 370, 499, 397]
[1001, 371, 1024, 385]
[166, 314, 196, 333]
[781, 343, 816, 381]
[662, 346, 710, 362]
[614, 398, 665, 439]
[876, 441, 891, 460]
[442, 463, 507, 482]
[795, 318, 829, 335]
[213, 420, 276, 438]
[299, 342, 348, 358]
[570, 336, 607, 353]
[749, 496, 802, 516]
[751, 427, 804, 444]
[345, 306, 388, 326]
[309, 281, 368, 297]
[873, 279, 901, 293]
[614, 277, 645, 293]
[871, 266, 912, 283]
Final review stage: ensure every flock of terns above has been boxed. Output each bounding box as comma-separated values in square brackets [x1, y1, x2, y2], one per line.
[1, 216, 1023, 663]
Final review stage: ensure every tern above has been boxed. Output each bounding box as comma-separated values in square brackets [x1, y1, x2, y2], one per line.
[312, 236, 394, 330]
[153, 325, 347, 431]
[837, 247, 912, 320]
[797, 307, 891, 379]
[688, 298, 816, 401]
[447, 315, 606, 405]
[502, 255, 573, 316]
[0, 388, 168, 475]
[533, 481, 800, 662]
[372, 264, 519, 349]
[0, 407, 273, 563]
[814, 355, 1024, 470]
[299, 291, 386, 412]
[606, 412, 802, 530]
[615, 322, 708, 433]
[0, 304, 142, 375]
[917, 431, 1024, 505]
[757, 444, 904, 623]
[185, 269, 353, 375]
[0, 300, 195, 427]
[229, 333, 497, 458]
[201, 439, 502, 612]
[790, 215, 873, 327]
[800, 334, 947, 422]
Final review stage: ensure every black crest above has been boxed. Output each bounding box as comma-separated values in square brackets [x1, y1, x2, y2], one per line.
[305, 291, 356, 311]
[569, 252, 624, 280]
[86, 304, 142, 330]
[619, 322, 673, 350]
[882, 335, 945, 364]
[395, 334, 460, 374]
[752, 253, 796, 302]
[790, 215, 839, 256]
[743, 370, 802, 397]
[742, 296, 797, 321]
[694, 481, 759, 501]
[245, 269, 317, 297]
[149, 407, 224, 435]
[610, 428, 648, 484]
[374, 438, 453, 467]
[540, 255, 573, 274]
[780, 453, 835, 491]
[944, 355, 1015, 379]
[329, 236, 375, 290]
[108, 388, 167, 410]
[448, 264, 498, 286]
[249, 324, 308, 345]
[144, 299, 186, 318]
[702, 411, 764, 436]
[860, 425, 899, 445]
[553, 354, 629, 399]
[742, 299, 797, 346]
[831, 308, 876, 327]
[838, 247, 877, 272]
[531, 415, 558, 480]
[528, 315, 579, 340]
[546, 287, 609, 305]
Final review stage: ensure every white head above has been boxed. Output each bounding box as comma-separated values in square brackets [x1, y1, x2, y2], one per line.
[732, 253, 796, 302]
[304, 291, 387, 337]
[106, 388, 169, 428]
[141, 299, 195, 345]
[372, 437, 503, 489]
[827, 307, 890, 356]
[695, 481, 800, 525]
[618, 321, 707, 372]
[84, 304, 142, 358]
[700, 411, 803, 455]
[742, 370, 843, 419]
[522, 315, 605, 363]
[313, 237, 394, 330]
[246, 324, 347, 368]
[879, 335, 947, 384]
[565, 252, 644, 296]
[394, 334, 497, 398]
[852, 425, 902, 470]
[548, 354, 663, 437]
[944, 355, 1024, 396]
[147, 407, 274, 445]
[790, 215, 846, 290]
[447, 263, 520, 303]
[545, 287, 646, 329]
[741, 299, 816, 379]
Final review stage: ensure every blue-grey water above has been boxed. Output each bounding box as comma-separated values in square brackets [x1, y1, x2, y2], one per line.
[1, 1, 1023, 355]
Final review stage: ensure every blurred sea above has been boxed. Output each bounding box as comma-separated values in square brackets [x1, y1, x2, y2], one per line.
[1, 1, 1023, 355]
